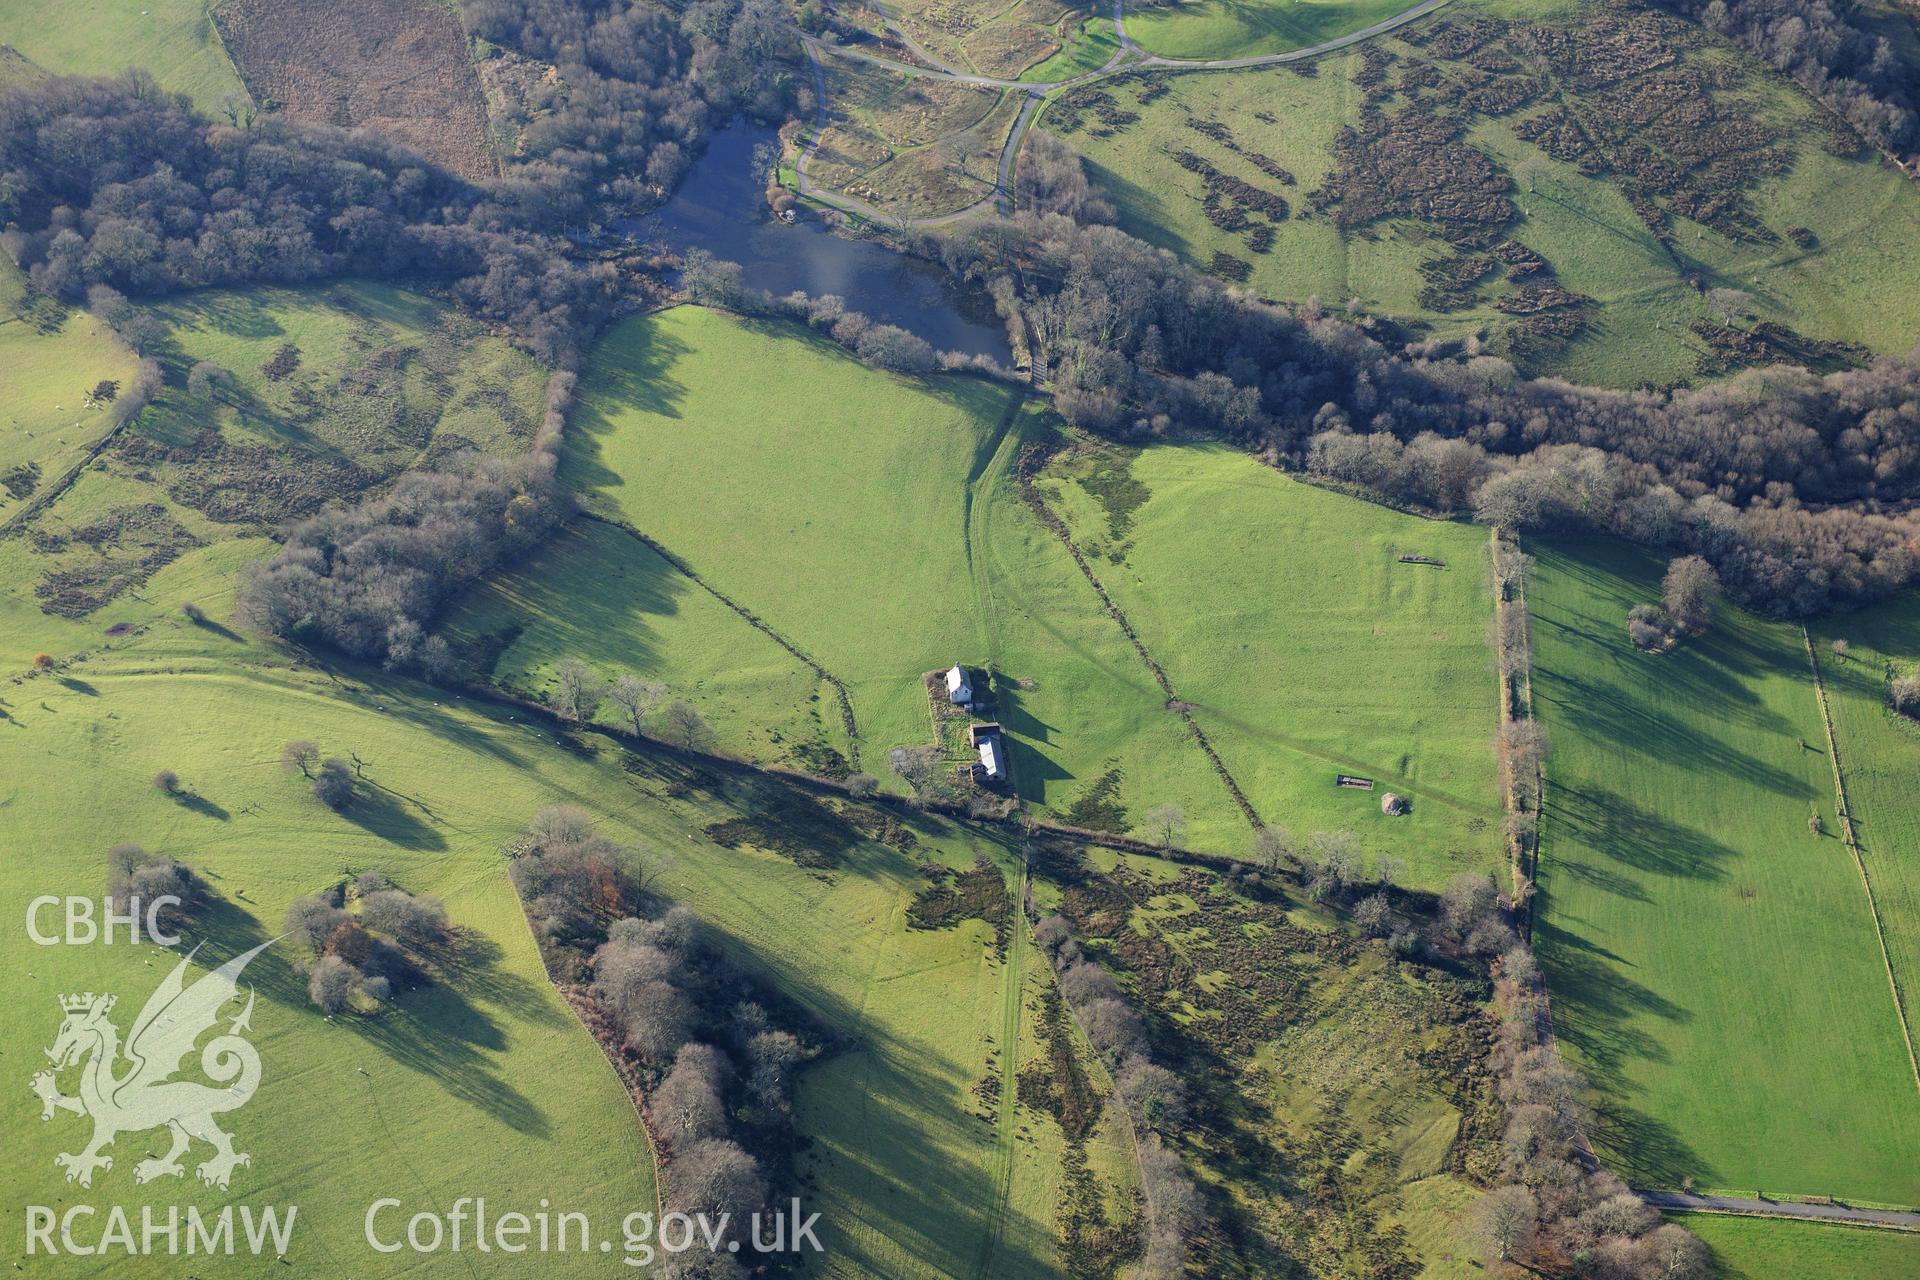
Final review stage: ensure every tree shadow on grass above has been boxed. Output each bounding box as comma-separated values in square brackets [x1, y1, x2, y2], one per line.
[335, 778, 447, 851]
[1533, 906, 1691, 1084]
[192, 890, 550, 1136]
[1545, 783, 1741, 883]
[422, 926, 569, 1031]
[173, 789, 231, 821]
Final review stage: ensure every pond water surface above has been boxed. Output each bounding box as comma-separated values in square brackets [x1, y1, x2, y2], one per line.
[623, 126, 1011, 364]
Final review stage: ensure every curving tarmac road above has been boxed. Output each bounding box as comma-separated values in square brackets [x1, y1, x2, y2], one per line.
[793, 0, 1453, 225]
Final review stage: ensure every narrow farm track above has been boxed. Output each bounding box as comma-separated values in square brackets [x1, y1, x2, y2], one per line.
[971, 862, 1030, 1280]
[1640, 1190, 1920, 1230]
[795, 0, 1451, 226]
[1803, 627, 1920, 1094]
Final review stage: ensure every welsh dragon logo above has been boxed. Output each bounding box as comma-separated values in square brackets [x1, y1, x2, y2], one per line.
[30, 940, 272, 1190]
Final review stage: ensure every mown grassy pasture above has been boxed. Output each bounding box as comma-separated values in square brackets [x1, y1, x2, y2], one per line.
[1668, 1213, 1920, 1279]
[1812, 596, 1920, 1068]
[1529, 537, 1920, 1204]
[1123, 0, 1414, 60]
[557, 306, 1226, 840]
[442, 517, 852, 771]
[1043, 1, 1920, 386]
[0, 0, 247, 110]
[1039, 440, 1504, 882]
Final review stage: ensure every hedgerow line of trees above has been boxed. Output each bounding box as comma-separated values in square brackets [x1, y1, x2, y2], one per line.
[1030, 915, 1204, 1279]
[507, 805, 816, 1273]
[912, 187, 1919, 618]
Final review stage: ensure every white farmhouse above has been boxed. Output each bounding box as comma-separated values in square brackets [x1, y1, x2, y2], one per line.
[945, 664, 973, 706]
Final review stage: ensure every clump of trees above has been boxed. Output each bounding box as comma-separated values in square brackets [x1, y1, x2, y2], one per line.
[915, 194, 1920, 618]
[287, 871, 447, 1014]
[1892, 671, 1920, 719]
[1626, 556, 1723, 651]
[508, 804, 650, 980]
[504, 803, 814, 1266]
[1627, 603, 1680, 651]
[465, 0, 794, 222]
[1663, 0, 1917, 164]
[1033, 916, 1205, 1278]
[1431, 878, 1712, 1277]
[107, 842, 201, 932]
[237, 452, 568, 667]
[0, 77, 618, 365]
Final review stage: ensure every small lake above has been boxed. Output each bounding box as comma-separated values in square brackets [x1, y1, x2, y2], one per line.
[621, 126, 1011, 364]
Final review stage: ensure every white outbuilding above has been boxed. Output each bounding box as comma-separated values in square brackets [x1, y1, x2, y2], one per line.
[945, 664, 974, 706]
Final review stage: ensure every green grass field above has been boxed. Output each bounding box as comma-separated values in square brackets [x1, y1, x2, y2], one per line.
[1043, 3, 1920, 386]
[0, 544, 1138, 1277]
[0, 260, 141, 524]
[1040, 441, 1505, 882]
[1529, 537, 1920, 1204]
[443, 517, 851, 768]
[1023, 16, 1119, 81]
[1812, 597, 1920, 1071]
[1123, 0, 1415, 60]
[1667, 1213, 1920, 1279]
[0, 0, 247, 110]
[554, 306, 1226, 840]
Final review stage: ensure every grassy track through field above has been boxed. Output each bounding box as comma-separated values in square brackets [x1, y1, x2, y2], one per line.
[973, 860, 1030, 1280]
[1803, 627, 1920, 1093]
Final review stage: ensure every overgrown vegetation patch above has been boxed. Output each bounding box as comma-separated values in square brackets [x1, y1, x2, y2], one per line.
[30, 501, 202, 616]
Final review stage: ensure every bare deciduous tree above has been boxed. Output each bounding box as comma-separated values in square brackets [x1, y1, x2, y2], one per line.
[1469, 1185, 1537, 1264]
[1663, 555, 1722, 633]
[1143, 804, 1186, 852]
[281, 740, 320, 778]
[606, 673, 665, 737]
[550, 658, 605, 723]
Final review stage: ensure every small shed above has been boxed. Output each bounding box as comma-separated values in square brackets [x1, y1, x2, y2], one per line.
[969, 722, 1007, 781]
[946, 664, 974, 706]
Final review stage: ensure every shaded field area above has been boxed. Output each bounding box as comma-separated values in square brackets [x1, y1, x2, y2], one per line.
[1668, 1213, 1920, 1279]
[1044, 0, 1920, 386]
[0, 571, 1138, 1278]
[1529, 537, 1920, 1203]
[1038, 440, 1504, 884]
